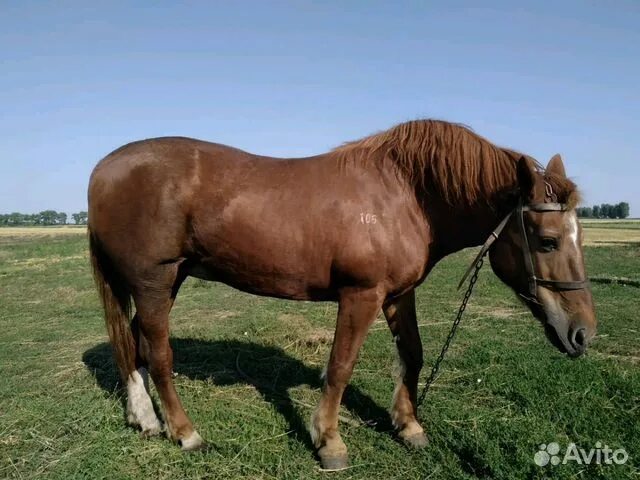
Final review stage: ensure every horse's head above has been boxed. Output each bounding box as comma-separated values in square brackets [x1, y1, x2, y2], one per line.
[489, 154, 597, 357]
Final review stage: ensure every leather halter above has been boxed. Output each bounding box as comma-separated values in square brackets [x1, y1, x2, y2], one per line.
[458, 183, 590, 302]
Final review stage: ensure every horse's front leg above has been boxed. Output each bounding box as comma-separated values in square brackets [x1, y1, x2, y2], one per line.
[383, 289, 428, 448]
[310, 286, 383, 470]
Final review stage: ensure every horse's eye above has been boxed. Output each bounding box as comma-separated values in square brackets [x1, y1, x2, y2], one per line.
[540, 237, 558, 252]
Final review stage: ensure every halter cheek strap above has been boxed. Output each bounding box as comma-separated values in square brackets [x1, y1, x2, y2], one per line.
[459, 199, 590, 300]
[518, 200, 590, 296]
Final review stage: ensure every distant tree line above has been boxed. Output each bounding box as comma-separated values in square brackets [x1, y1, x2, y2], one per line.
[0, 211, 88, 226]
[576, 202, 630, 219]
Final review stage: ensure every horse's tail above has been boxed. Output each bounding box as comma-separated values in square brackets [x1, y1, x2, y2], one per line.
[89, 229, 135, 381]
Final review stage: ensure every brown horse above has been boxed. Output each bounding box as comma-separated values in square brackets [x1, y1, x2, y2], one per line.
[88, 119, 596, 469]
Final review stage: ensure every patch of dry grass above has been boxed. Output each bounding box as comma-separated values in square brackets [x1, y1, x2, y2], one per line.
[580, 219, 640, 224]
[582, 228, 640, 246]
[0, 226, 86, 237]
[8, 254, 86, 269]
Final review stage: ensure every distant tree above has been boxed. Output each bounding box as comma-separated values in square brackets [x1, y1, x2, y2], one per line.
[57, 212, 67, 225]
[575, 202, 631, 219]
[72, 211, 88, 225]
[9, 212, 24, 225]
[581, 207, 593, 218]
[38, 210, 59, 225]
[618, 202, 630, 219]
[611, 203, 625, 218]
[600, 204, 612, 219]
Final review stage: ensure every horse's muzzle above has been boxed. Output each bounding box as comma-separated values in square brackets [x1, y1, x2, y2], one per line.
[567, 323, 595, 357]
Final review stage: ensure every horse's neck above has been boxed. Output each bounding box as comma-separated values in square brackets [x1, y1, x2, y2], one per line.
[425, 197, 510, 259]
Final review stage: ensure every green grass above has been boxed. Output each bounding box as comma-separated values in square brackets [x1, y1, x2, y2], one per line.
[0, 234, 638, 479]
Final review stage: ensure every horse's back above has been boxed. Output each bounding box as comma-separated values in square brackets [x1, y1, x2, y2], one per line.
[88, 137, 429, 299]
[91, 136, 258, 177]
[89, 136, 261, 215]
[88, 137, 252, 266]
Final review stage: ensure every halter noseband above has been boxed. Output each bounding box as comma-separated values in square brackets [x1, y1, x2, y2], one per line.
[458, 182, 590, 302]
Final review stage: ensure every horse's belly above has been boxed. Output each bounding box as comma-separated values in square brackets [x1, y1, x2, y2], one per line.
[186, 247, 335, 301]
[189, 193, 339, 298]
[187, 262, 336, 300]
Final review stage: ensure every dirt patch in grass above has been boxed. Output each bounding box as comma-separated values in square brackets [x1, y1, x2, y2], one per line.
[277, 313, 333, 350]
[52, 286, 89, 302]
[211, 310, 238, 320]
[468, 305, 527, 319]
[304, 328, 334, 346]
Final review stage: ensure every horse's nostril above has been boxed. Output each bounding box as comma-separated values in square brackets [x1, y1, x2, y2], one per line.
[572, 327, 587, 349]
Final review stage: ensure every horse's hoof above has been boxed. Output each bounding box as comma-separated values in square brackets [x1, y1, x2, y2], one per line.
[319, 453, 349, 471]
[402, 431, 428, 449]
[140, 425, 162, 439]
[179, 431, 206, 452]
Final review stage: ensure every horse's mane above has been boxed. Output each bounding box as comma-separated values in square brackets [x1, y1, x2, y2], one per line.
[332, 119, 577, 207]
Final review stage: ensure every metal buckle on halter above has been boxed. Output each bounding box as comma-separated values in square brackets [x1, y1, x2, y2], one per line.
[544, 181, 557, 203]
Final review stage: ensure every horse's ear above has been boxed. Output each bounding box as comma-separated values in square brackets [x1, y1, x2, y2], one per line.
[517, 156, 536, 198]
[546, 154, 566, 177]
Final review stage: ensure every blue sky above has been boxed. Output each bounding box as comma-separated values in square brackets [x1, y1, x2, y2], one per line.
[1, 1, 638, 216]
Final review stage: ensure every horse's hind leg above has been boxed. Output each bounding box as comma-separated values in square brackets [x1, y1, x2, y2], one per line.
[310, 287, 383, 470]
[383, 289, 428, 448]
[125, 313, 162, 437]
[132, 264, 203, 450]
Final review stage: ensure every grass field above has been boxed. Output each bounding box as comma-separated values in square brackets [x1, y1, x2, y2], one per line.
[0, 226, 86, 238]
[1, 226, 638, 479]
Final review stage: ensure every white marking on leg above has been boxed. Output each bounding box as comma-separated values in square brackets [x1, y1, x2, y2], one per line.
[320, 364, 327, 383]
[309, 404, 322, 447]
[127, 367, 162, 434]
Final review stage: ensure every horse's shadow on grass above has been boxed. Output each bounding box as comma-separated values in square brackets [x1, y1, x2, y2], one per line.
[82, 338, 392, 451]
